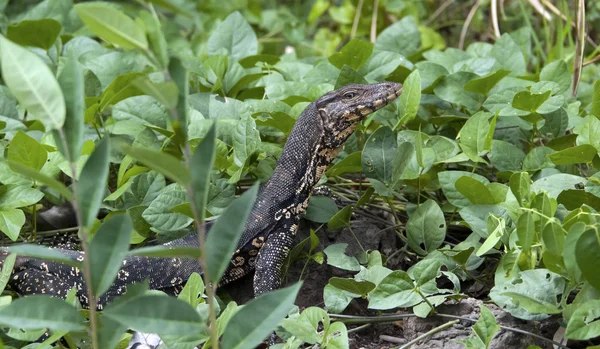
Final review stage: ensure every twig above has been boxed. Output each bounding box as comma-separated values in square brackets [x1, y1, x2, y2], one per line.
[572, 0, 585, 97]
[351, 0, 364, 39]
[370, 0, 379, 43]
[583, 54, 600, 67]
[459, 0, 483, 49]
[526, 0, 551, 20]
[347, 323, 371, 334]
[425, 0, 455, 26]
[539, 0, 597, 48]
[380, 334, 405, 344]
[490, 0, 501, 38]
[396, 320, 460, 349]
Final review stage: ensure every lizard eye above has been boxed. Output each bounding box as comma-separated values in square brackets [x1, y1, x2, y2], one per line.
[343, 92, 358, 99]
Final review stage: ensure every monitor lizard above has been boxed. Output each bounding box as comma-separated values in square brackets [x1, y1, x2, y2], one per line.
[0, 82, 403, 310]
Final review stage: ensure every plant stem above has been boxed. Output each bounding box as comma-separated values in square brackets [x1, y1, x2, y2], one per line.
[57, 129, 99, 349]
[395, 320, 459, 349]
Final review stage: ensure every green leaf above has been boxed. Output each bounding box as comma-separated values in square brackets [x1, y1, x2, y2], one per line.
[439, 171, 490, 208]
[304, 196, 339, 223]
[0, 209, 25, 241]
[459, 111, 494, 162]
[490, 33, 526, 76]
[133, 77, 178, 110]
[56, 50, 85, 162]
[477, 215, 505, 256]
[575, 228, 600, 291]
[139, 9, 169, 69]
[362, 126, 396, 185]
[78, 137, 110, 228]
[89, 214, 133, 297]
[464, 69, 511, 95]
[7, 18, 61, 50]
[8, 244, 81, 268]
[323, 284, 354, 314]
[517, 212, 537, 251]
[0, 296, 85, 331]
[326, 152, 362, 177]
[575, 115, 600, 151]
[591, 80, 600, 118]
[329, 38, 373, 70]
[142, 184, 192, 232]
[565, 299, 600, 340]
[7, 160, 72, 200]
[368, 270, 420, 310]
[127, 245, 202, 259]
[328, 205, 352, 231]
[190, 124, 216, 222]
[540, 60, 570, 94]
[206, 183, 258, 283]
[396, 70, 420, 128]
[488, 140, 526, 172]
[472, 305, 500, 347]
[98, 72, 146, 110]
[233, 115, 260, 167]
[74, 3, 148, 50]
[103, 294, 202, 335]
[512, 90, 551, 113]
[558, 190, 600, 212]
[406, 200, 446, 255]
[0, 252, 15, 294]
[207, 11, 258, 61]
[0, 35, 65, 130]
[221, 283, 302, 349]
[0, 185, 43, 209]
[328, 278, 375, 297]
[455, 176, 496, 205]
[122, 146, 191, 186]
[502, 292, 561, 314]
[374, 16, 420, 57]
[547, 144, 598, 165]
[323, 244, 360, 271]
[335, 65, 368, 89]
[509, 172, 531, 206]
[8, 131, 47, 171]
[434, 72, 483, 111]
[178, 272, 204, 307]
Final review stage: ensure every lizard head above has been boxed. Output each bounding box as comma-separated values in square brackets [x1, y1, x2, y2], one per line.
[315, 82, 403, 147]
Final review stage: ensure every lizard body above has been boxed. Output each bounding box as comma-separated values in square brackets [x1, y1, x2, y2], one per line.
[1, 82, 402, 309]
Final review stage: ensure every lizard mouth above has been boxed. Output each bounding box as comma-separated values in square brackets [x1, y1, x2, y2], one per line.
[371, 82, 403, 111]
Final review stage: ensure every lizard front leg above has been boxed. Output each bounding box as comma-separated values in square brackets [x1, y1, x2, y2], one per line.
[253, 217, 299, 296]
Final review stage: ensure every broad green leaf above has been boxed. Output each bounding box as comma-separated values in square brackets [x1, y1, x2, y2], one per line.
[103, 294, 202, 335]
[206, 183, 258, 283]
[7, 18, 61, 50]
[7, 160, 72, 200]
[75, 3, 148, 50]
[391, 142, 415, 186]
[97, 316, 128, 349]
[221, 283, 302, 349]
[335, 65, 368, 89]
[78, 137, 110, 228]
[565, 299, 600, 340]
[509, 172, 531, 206]
[547, 145, 597, 165]
[0, 185, 43, 209]
[56, 51, 85, 162]
[323, 244, 360, 271]
[169, 57, 189, 139]
[477, 215, 505, 256]
[362, 126, 396, 185]
[368, 270, 420, 310]
[123, 146, 191, 186]
[540, 108, 568, 138]
[512, 90, 551, 112]
[575, 228, 600, 291]
[434, 72, 483, 111]
[8, 244, 81, 268]
[7, 131, 47, 171]
[304, 196, 339, 223]
[329, 38, 373, 70]
[412, 259, 442, 287]
[0, 296, 85, 331]
[89, 214, 133, 297]
[473, 305, 500, 347]
[0, 35, 65, 130]
[0, 253, 15, 294]
[439, 171, 490, 208]
[575, 115, 600, 151]
[133, 77, 178, 110]
[328, 278, 375, 297]
[490, 33, 526, 76]
[207, 11, 258, 61]
[328, 205, 352, 231]
[517, 212, 538, 252]
[540, 60, 570, 94]
[98, 72, 146, 110]
[396, 70, 420, 128]
[455, 176, 496, 205]
[142, 184, 193, 232]
[459, 111, 494, 162]
[139, 9, 169, 68]
[488, 140, 526, 172]
[326, 152, 362, 177]
[502, 292, 561, 314]
[323, 284, 354, 314]
[178, 272, 205, 307]
[541, 219, 565, 257]
[0, 209, 25, 241]
[592, 80, 600, 118]
[233, 115, 260, 167]
[406, 200, 446, 255]
[374, 16, 420, 57]
[464, 69, 511, 95]
[190, 124, 216, 222]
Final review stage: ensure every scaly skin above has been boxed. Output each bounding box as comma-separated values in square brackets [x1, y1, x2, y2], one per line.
[0, 82, 403, 309]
